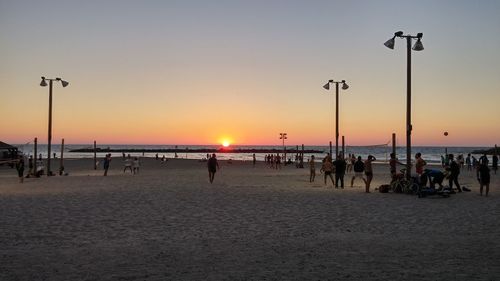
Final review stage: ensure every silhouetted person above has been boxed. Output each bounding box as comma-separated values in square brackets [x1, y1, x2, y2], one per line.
[309, 155, 316, 182]
[252, 153, 256, 167]
[207, 153, 219, 183]
[16, 156, 24, 183]
[27, 155, 34, 178]
[364, 155, 376, 193]
[466, 154, 472, 171]
[389, 152, 404, 181]
[351, 156, 367, 187]
[477, 162, 490, 196]
[423, 169, 444, 189]
[321, 155, 335, 187]
[333, 154, 346, 188]
[103, 154, 111, 176]
[133, 157, 140, 174]
[447, 154, 461, 192]
[415, 152, 426, 176]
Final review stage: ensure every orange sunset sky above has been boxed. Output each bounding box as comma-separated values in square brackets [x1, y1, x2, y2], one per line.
[1, 1, 499, 146]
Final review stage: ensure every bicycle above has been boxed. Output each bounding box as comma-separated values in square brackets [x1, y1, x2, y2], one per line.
[390, 169, 419, 194]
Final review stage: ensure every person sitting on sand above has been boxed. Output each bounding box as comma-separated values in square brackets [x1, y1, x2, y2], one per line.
[309, 155, 316, 182]
[351, 156, 367, 187]
[321, 156, 335, 187]
[207, 153, 219, 183]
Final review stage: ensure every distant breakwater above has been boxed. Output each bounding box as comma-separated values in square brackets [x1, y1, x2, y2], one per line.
[69, 147, 325, 154]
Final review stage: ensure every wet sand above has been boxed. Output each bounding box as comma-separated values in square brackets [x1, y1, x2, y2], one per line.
[1, 158, 499, 280]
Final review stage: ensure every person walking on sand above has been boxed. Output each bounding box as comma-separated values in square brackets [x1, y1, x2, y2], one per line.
[321, 155, 335, 187]
[477, 162, 490, 196]
[103, 153, 111, 176]
[208, 153, 219, 183]
[364, 155, 376, 193]
[333, 154, 346, 189]
[447, 154, 462, 192]
[16, 156, 25, 183]
[351, 156, 367, 187]
[309, 155, 316, 182]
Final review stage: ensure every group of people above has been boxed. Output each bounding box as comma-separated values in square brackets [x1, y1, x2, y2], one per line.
[394, 152, 495, 197]
[308, 153, 376, 193]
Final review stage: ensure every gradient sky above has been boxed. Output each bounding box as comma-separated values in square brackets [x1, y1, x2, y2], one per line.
[1, 0, 499, 146]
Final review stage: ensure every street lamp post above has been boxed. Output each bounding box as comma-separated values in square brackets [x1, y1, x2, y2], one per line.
[40, 77, 69, 176]
[323, 79, 349, 159]
[384, 31, 424, 180]
[279, 133, 287, 164]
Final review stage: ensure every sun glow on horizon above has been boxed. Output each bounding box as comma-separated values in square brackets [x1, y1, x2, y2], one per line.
[222, 140, 231, 147]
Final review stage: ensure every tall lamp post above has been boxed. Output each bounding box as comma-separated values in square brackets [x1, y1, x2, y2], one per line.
[40, 76, 69, 176]
[323, 79, 349, 159]
[384, 31, 424, 180]
[279, 133, 287, 162]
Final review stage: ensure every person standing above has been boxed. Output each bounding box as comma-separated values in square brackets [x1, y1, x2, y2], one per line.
[477, 162, 490, 196]
[415, 153, 427, 177]
[364, 155, 376, 193]
[321, 155, 335, 187]
[27, 155, 34, 178]
[16, 156, 25, 183]
[103, 154, 111, 176]
[492, 154, 498, 175]
[447, 154, 462, 192]
[309, 155, 316, 182]
[351, 156, 367, 187]
[252, 153, 256, 168]
[466, 154, 472, 171]
[333, 154, 346, 189]
[133, 157, 140, 174]
[207, 153, 219, 183]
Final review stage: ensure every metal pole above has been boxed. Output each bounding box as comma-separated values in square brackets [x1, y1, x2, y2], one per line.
[94, 141, 97, 170]
[34, 137, 37, 176]
[406, 37, 412, 180]
[329, 141, 332, 156]
[47, 80, 53, 176]
[392, 133, 396, 157]
[342, 135, 345, 158]
[335, 82, 339, 159]
[60, 138, 64, 175]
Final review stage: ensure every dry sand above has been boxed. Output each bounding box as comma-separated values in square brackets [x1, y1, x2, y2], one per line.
[1, 157, 499, 280]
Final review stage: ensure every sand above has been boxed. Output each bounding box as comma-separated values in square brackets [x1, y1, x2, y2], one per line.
[1, 158, 499, 280]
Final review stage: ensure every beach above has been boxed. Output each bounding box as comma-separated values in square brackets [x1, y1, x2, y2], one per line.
[1, 158, 499, 280]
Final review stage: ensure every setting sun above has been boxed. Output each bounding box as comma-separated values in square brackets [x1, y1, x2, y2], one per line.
[222, 140, 230, 147]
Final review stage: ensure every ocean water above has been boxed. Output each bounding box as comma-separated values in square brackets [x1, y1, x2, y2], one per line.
[15, 144, 492, 164]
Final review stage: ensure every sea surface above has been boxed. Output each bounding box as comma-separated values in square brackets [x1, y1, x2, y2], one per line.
[16, 144, 492, 164]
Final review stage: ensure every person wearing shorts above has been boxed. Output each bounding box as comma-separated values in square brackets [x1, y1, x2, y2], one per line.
[351, 156, 367, 187]
[364, 155, 376, 193]
[477, 163, 490, 196]
[309, 155, 316, 182]
[321, 156, 335, 187]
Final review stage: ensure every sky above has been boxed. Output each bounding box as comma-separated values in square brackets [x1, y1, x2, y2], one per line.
[1, 0, 499, 146]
